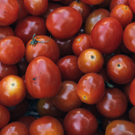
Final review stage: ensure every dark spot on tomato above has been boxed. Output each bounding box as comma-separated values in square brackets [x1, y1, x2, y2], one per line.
[33, 78, 36, 80]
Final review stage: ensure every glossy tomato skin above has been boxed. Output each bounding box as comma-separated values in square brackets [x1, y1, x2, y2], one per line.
[91, 17, 123, 54]
[29, 116, 64, 135]
[46, 7, 82, 39]
[14, 16, 46, 45]
[52, 81, 82, 112]
[0, 75, 26, 107]
[57, 55, 84, 82]
[25, 56, 61, 99]
[0, 36, 25, 65]
[96, 88, 128, 118]
[63, 108, 98, 135]
[107, 54, 135, 84]
[0, 0, 19, 26]
[80, 0, 104, 5]
[25, 35, 60, 63]
[0, 104, 10, 129]
[0, 122, 29, 135]
[105, 120, 135, 135]
[77, 73, 105, 104]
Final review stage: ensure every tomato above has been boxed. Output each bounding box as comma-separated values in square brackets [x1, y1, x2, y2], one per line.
[78, 48, 104, 73]
[0, 104, 10, 129]
[0, 75, 26, 107]
[25, 56, 61, 99]
[80, 0, 105, 5]
[107, 54, 135, 84]
[57, 55, 84, 82]
[29, 116, 64, 135]
[0, 122, 29, 135]
[96, 88, 128, 118]
[110, 4, 133, 28]
[14, 16, 46, 45]
[0, 0, 19, 26]
[72, 34, 92, 57]
[69, 1, 91, 23]
[129, 0, 135, 13]
[91, 17, 123, 54]
[105, 120, 135, 134]
[77, 73, 105, 104]
[63, 108, 98, 135]
[24, 0, 48, 15]
[129, 106, 135, 123]
[25, 35, 60, 63]
[85, 8, 110, 35]
[46, 7, 82, 39]
[0, 36, 25, 65]
[52, 81, 82, 112]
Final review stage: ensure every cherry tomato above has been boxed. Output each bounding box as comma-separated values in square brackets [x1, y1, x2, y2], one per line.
[0, 0, 19, 26]
[77, 73, 105, 104]
[24, 0, 48, 15]
[129, 0, 135, 13]
[0, 104, 10, 129]
[52, 81, 82, 112]
[0, 36, 25, 65]
[25, 35, 60, 63]
[25, 56, 61, 98]
[0, 122, 29, 135]
[91, 17, 123, 54]
[110, 4, 133, 28]
[107, 54, 135, 84]
[63, 108, 98, 135]
[46, 7, 82, 39]
[0, 75, 26, 107]
[96, 88, 128, 118]
[80, 0, 105, 5]
[29, 116, 64, 135]
[78, 48, 104, 73]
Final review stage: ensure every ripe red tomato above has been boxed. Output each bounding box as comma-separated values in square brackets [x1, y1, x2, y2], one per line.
[0, 75, 26, 107]
[25, 56, 61, 99]
[129, 106, 135, 123]
[91, 17, 123, 54]
[0, 36, 25, 65]
[129, 0, 135, 13]
[46, 7, 82, 39]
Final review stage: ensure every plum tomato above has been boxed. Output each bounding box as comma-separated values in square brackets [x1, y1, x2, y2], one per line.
[0, 104, 10, 129]
[91, 17, 123, 54]
[77, 73, 105, 104]
[107, 54, 135, 84]
[78, 48, 104, 73]
[0, 36, 25, 65]
[25, 35, 60, 63]
[96, 88, 128, 118]
[25, 56, 61, 99]
[0, 0, 19, 26]
[63, 108, 98, 135]
[0, 75, 26, 107]
[0, 122, 29, 135]
[46, 7, 82, 39]
[29, 116, 64, 135]
[52, 81, 82, 112]
[80, 0, 105, 5]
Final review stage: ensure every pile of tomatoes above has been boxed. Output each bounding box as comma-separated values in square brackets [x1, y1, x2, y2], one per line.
[0, 0, 135, 134]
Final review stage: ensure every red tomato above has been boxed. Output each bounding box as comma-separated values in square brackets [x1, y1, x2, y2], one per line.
[91, 17, 123, 54]
[80, 0, 105, 5]
[129, 106, 135, 123]
[0, 122, 29, 135]
[77, 73, 105, 104]
[0, 36, 25, 65]
[129, 0, 135, 13]
[0, 75, 26, 107]
[0, 0, 19, 26]
[24, 0, 48, 15]
[0, 104, 10, 129]
[25, 56, 61, 98]
[29, 116, 64, 135]
[46, 7, 82, 39]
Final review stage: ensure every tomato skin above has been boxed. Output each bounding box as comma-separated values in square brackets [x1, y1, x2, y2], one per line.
[129, 0, 135, 13]
[29, 116, 64, 135]
[25, 56, 61, 99]
[91, 17, 123, 54]
[77, 73, 105, 104]
[0, 0, 19, 26]
[46, 7, 82, 39]
[129, 106, 135, 123]
[105, 120, 135, 135]
[80, 0, 105, 5]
